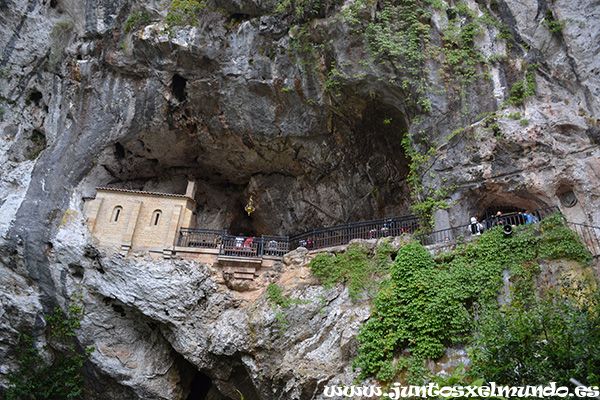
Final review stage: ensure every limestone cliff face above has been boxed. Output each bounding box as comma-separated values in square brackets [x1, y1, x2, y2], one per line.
[0, 0, 599, 398]
[28, 214, 380, 399]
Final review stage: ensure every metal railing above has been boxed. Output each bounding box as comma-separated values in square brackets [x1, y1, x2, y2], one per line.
[262, 235, 290, 258]
[177, 206, 586, 258]
[482, 206, 559, 230]
[177, 228, 227, 249]
[416, 224, 471, 246]
[216, 235, 291, 259]
[567, 222, 600, 258]
[219, 235, 264, 258]
[417, 206, 561, 246]
[289, 215, 420, 251]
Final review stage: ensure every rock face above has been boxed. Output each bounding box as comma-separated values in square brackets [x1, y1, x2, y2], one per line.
[0, 0, 599, 398]
[39, 215, 375, 399]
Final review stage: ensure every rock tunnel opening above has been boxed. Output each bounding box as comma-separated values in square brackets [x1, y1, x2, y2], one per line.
[186, 371, 213, 400]
[172, 74, 187, 102]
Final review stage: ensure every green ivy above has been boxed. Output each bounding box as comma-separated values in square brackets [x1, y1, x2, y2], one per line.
[275, 0, 341, 24]
[352, 242, 472, 381]
[541, 9, 565, 34]
[5, 301, 94, 400]
[309, 241, 394, 301]
[427, 363, 505, 400]
[266, 283, 293, 308]
[469, 277, 600, 387]
[401, 133, 457, 231]
[266, 283, 309, 332]
[504, 63, 537, 107]
[538, 212, 592, 264]
[351, 213, 594, 382]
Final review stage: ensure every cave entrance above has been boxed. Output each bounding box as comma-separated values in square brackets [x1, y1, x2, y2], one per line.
[228, 212, 257, 237]
[483, 205, 525, 220]
[482, 205, 528, 227]
[186, 371, 213, 400]
[172, 74, 187, 102]
[227, 196, 259, 236]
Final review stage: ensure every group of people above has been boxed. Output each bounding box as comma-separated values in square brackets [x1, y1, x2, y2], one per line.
[369, 223, 391, 239]
[470, 210, 539, 236]
[298, 238, 315, 249]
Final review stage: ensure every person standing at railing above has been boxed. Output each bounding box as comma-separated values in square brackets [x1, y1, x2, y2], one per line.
[381, 224, 389, 237]
[306, 237, 314, 250]
[470, 217, 482, 235]
[530, 211, 540, 223]
[493, 211, 504, 227]
[235, 236, 244, 250]
[520, 211, 532, 224]
[388, 219, 396, 235]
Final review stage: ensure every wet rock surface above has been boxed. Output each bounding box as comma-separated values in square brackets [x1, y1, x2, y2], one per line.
[0, 0, 599, 397]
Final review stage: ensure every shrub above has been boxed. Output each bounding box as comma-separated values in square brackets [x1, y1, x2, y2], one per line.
[4, 302, 94, 400]
[469, 278, 600, 386]
[165, 0, 206, 31]
[352, 242, 471, 380]
[351, 212, 594, 382]
[124, 11, 151, 32]
[309, 241, 394, 301]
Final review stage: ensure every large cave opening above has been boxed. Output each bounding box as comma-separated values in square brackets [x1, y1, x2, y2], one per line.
[83, 92, 414, 237]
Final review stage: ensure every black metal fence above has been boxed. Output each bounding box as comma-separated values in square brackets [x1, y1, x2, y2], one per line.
[415, 224, 471, 246]
[215, 235, 291, 259]
[289, 215, 420, 251]
[177, 206, 588, 258]
[482, 206, 560, 230]
[177, 228, 227, 249]
[416, 206, 561, 246]
[176, 215, 420, 257]
[262, 235, 290, 258]
[219, 235, 264, 258]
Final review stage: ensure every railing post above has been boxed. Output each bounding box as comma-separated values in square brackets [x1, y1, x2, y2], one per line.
[259, 237, 264, 257]
[177, 229, 183, 247]
[219, 235, 226, 256]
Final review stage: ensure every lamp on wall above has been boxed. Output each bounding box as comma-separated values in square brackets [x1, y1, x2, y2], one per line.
[245, 196, 255, 216]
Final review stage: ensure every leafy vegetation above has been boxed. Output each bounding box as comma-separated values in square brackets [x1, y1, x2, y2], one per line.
[25, 131, 47, 160]
[503, 63, 538, 107]
[165, 0, 206, 32]
[541, 9, 565, 34]
[309, 240, 394, 301]
[401, 133, 457, 231]
[124, 11, 151, 32]
[332, 212, 596, 382]
[266, 283, 310, 332]
[469, 277, 600, 386]
[352, 242, 471, 381]
[4, 300, 94, 400]
[427, 363, 504, 400]
[275, 0, 341, 24]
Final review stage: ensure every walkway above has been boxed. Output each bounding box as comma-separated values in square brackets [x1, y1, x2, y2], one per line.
[175, 205, 600, 260]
